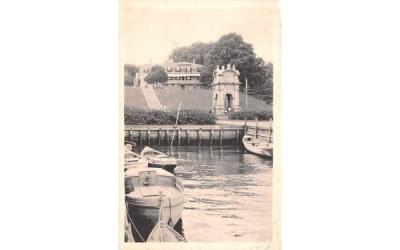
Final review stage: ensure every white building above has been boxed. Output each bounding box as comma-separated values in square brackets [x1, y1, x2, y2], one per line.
[134, 60, 204, 89]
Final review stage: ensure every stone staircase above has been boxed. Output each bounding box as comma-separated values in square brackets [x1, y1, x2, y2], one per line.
[141, 85, 162, 110]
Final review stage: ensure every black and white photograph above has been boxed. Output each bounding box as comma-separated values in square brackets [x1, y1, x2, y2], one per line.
[3, 1, 400, 250]
[120, 0, 280, 247]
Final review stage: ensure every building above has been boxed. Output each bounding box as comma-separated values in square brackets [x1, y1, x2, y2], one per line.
[134, 60, 204, 89]
[212, 64, 241, 117]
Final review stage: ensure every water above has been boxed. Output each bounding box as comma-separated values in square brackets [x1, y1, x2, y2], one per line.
[142, 145, 273, 242]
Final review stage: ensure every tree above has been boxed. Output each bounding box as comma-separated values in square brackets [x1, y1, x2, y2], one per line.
[145, 66, 168, 84]
[263, 62, 273, 104]
[200, 33, 268, 91]
[124, 64, 139, 86]
[170, 42, 214, 65]
[248, 62, 273, 104]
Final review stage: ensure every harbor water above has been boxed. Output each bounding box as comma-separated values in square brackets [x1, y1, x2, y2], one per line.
[137, 145, 273, 242]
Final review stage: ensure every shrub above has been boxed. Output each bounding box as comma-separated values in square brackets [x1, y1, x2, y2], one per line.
[125, 109, 216, 125]
[228, 111, 273, 120]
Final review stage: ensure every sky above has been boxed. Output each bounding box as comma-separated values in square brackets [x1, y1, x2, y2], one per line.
[121, 0, 280, 65]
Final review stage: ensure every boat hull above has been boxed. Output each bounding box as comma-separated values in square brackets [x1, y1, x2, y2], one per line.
[242, 139, 273, 158]
[124, 161, 148, 170]
[148, 163, 177, 173]
[126, 194, 183, 242]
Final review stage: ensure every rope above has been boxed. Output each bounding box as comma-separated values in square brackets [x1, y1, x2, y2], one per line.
[125, 202, 145, 242]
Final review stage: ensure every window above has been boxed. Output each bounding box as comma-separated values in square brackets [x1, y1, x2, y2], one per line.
[186, 76, 191, 80]
[176, 67, 180, 72]
[188, 67, 191, 72]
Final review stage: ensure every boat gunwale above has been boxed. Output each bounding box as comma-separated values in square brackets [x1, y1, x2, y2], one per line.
[125, 200, 184, 209]
[124, 167, 175, 177]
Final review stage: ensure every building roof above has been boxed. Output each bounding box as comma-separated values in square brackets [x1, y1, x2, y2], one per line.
[139, 61, 203, 69]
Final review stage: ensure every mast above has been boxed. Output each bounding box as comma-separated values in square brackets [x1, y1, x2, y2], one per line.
[170, 101, 182, 147]
[245, 78, 248, 112]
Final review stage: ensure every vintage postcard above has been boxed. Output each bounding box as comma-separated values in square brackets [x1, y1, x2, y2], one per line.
[120, 0, 280, 249]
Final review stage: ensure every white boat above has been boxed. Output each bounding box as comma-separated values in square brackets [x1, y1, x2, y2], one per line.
[124, 144, 148, 170]
[125, 167, 184, 242]
[242, 135, 273, 158]
[140, 146, 178, 173]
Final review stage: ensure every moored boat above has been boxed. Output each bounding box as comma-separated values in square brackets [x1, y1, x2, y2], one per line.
[140, 146, 177, 173]
[125, 144, 148, 170]
[125, 167, 184, 242]
[242, 134, 273, 158]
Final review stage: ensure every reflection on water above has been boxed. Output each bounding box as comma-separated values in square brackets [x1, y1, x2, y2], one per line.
[135, 145, 273, 242]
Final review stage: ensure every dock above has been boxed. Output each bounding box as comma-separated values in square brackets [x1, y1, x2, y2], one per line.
[125, 124, 273, 146]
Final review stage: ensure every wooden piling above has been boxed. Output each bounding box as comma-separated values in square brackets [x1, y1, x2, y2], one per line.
[198, 128, 202, 146]
[210, 129, 214, 145]
[130, 129, 134, 142]
[158, 128, 161, 145]
[147, 128, 151, 144]
[186, 129, 190, 145]
[220, 128, 223, 145]
[127, 130, 131, 141]
[255, 117, 259, 138]
[139, 130, 143, 145]
[178, 128, 181, 146]
[236, 129, 239, 144]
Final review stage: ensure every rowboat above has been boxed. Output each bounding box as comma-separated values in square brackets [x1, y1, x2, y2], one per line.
[125, 144, 148, 170]
[140, 146, 177, 173]
[125, 167, 184, 242]
[242, 134, 273, 158]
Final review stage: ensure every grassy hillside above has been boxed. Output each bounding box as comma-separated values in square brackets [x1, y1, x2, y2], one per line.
[155, 89, 213, 111]
[124, 87, 149, 111]
[124, 87, 272, 112]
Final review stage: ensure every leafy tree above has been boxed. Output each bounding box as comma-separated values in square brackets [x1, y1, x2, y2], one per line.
[200, 33, 268, 90]
[263, 62, 273, 104]
[247, 62, 273, 104]
[145, 66, 168, 84]
[124, 64, 139, 86]
[170, 42, 213, 65]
